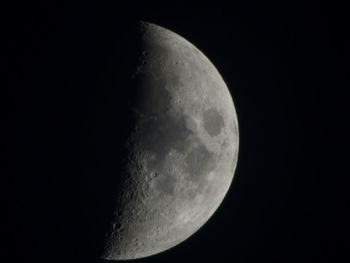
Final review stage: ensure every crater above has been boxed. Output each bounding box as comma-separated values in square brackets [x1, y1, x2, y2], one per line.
[202, 108, 225, 136]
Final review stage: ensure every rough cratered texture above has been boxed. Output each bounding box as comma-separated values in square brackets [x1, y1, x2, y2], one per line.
[102, 22, 239, 260]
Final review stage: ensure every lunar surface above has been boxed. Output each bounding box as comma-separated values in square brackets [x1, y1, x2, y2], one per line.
[102, 22, 239, 260]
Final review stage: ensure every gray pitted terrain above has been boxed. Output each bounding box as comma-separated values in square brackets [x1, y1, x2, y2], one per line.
[102, 22, 239, 260]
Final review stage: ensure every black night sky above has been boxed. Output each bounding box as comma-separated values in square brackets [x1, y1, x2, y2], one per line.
[3, 2, 340, 263]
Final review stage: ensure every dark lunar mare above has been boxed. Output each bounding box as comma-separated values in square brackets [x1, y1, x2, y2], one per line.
[54, 18, 147, 261]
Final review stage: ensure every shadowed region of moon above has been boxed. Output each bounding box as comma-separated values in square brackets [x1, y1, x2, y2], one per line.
[97, 21, 240, 260]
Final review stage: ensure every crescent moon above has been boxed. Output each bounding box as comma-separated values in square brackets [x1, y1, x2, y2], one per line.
[102, 21, 239, 260]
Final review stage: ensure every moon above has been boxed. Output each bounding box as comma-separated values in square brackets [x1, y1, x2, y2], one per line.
[101, 21, 239, 260]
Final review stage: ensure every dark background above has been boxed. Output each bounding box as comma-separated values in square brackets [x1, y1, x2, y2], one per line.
[3, 2, 339, 263]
